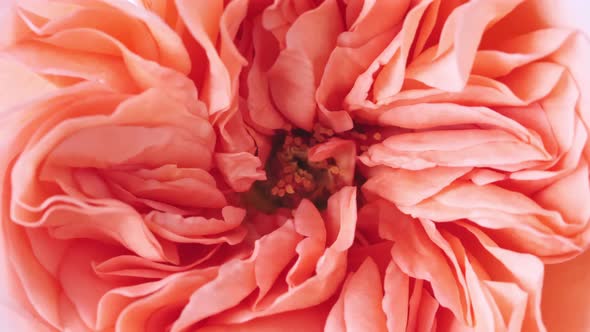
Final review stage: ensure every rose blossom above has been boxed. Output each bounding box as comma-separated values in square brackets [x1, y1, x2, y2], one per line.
[1, 0, 590, 331]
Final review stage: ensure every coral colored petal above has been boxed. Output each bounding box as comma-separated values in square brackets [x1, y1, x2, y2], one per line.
[212, 248, 347, 324]
[261, 0, 316, 47]
[215, 152, 267, 192]
[58, 241, 128, 330]
[547, 33, 590, 158]
[104, 165, 227, 209]
[3, 223, 61, 330]
[246, 18, 286, 130]
[377, 103, 534, 141]
[199, 306, 329, 332]
[542, 248, 590, 332]
[362, 166, 470, 206]
[73, 0, 190, 72]
[401, 183, 584, 261]
[472, 28, 573, 78]
[253, 222, 302, 304]
[342, 258, 388, 332]
[145, 206, 245, 237]
[463, 225, 545, 331]
[93, 246, 219, 280]
[171, 259, 256, 332]
[114, 269, 218, 332]
[325, 186, 357, 251]
[387, 219, 465, 322]
[345, 0, 433, 108]
[288, 200, 327, 286]
[268, 49, 316, 130]
[317, 0, 409, 129]
[414, 290, 439, 332]
[0, 58, 56, 111]
[175, 0, 231, 114]
[382, 260, 410, 332]
[406, 0, 525, 91]
[484, 281, 528, 331]
[5, 40, 135, 92]
[308, 138, 357, 186]
[361, 129, 550, 171]
[268, 0, 343, 130]
[533, 163, 590, 226]
[216, 105, 257, 154]
[324, 277, 346, 332]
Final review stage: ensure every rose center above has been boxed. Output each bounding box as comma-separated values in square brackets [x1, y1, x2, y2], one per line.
[244, 125, 344, 212]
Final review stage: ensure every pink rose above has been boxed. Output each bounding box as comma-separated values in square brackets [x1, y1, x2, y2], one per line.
[1, 0, 590, 331]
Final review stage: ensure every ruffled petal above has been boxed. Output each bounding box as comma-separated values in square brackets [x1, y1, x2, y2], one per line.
[308, 138, 357, 186]
[325, 258, 388, 332]
[215, 152, 267, 192]
[361, 129, 550, 171]
[0, 58, 56, 111]
[267, 0, 343, 130]
[406, 0, 525, 91]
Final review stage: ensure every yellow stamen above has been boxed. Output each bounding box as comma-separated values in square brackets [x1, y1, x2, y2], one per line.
[373, 132, 382, 141]
[329, 166, 340, 175]
[285, 184, 295, 194]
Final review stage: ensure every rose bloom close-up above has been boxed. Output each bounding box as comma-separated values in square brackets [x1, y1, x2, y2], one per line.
[1, 0, 590, 331]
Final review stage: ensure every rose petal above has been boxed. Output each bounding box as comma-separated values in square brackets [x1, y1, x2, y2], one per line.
[324, 186, 357, 251]
[406, 0, 525, 91]
[383, 217, 465, 323]
[146, 206, 245, 238]
[215, 152, 267, 192]
[308, 138, 357, 186]
[361, 129, 551, 171]
[246, 17, 287, 130]
[326, 258, 388, 332]
[268, 0, 343, 130]
[344, 0, 433, 109]
[0, 58, 56, 110]
[287, 199, 327, 286]
[362, 166, 471, 206]
[542, 247, 590, 332]
[175, 0, 231, 114]
[382, 260, 410, 332]
[58, 241, 129, 330]
[473, 28, 572, 78]
[198, 306, 329, 332]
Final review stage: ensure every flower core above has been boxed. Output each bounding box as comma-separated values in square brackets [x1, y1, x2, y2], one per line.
[244, 125, 347, 211]
[243, 123, 385, 212]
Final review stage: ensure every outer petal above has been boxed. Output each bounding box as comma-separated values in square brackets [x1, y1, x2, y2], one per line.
[325, 258, 388, 332]
[542, 248, 590, 332]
